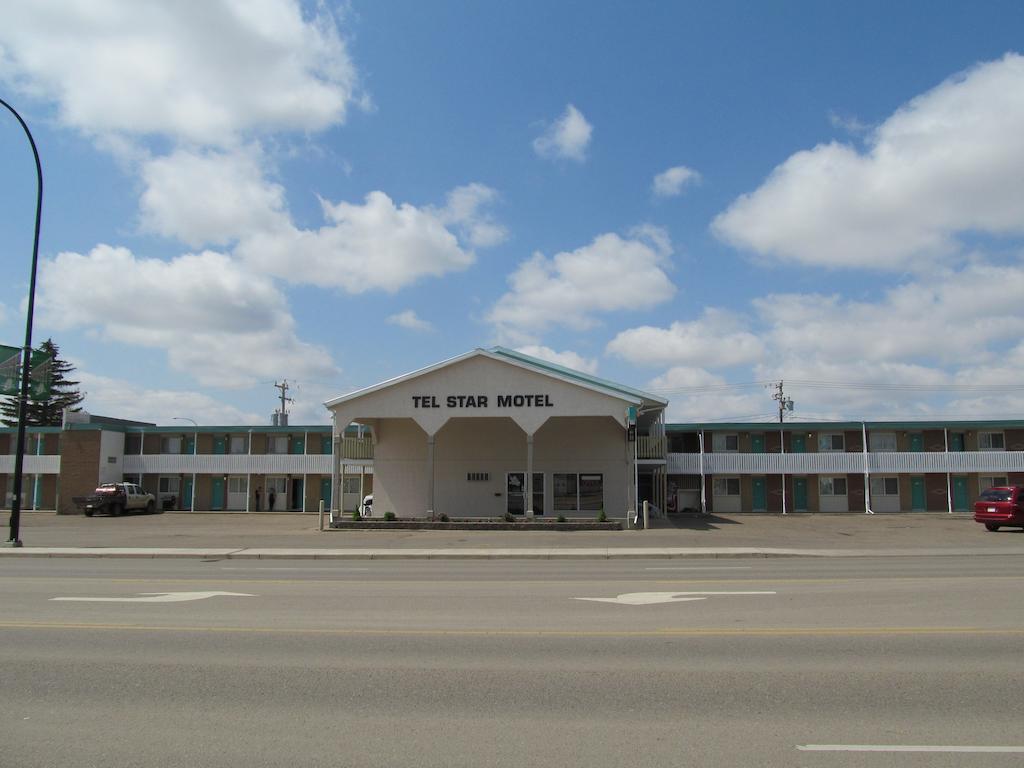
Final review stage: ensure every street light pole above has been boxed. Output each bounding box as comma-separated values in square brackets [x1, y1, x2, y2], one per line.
[173, 417, 198, 512]
[2, 97, 44, 548]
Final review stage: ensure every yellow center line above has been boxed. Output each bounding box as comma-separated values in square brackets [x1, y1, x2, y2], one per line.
[1, 621, 1023, 638]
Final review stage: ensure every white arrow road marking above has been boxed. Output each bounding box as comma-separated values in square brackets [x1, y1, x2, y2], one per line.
[51, 591, 256, 603]
[574, 591, 776, 605]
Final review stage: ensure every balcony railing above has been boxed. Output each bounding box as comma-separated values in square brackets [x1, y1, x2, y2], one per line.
[667, 450, 1024, 475]
[636, 435, 666, 460]
[123, 454, 333, 475]
[0, 454, 61, 474]
[340, 437, 374, 460]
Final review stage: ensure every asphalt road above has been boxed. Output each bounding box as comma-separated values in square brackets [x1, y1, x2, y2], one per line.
[2, 556, 1023, 767]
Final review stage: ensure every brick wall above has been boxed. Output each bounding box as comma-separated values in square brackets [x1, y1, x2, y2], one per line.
[57, 430, 102, 514]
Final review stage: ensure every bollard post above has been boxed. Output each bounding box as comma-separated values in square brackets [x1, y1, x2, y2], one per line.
[319, 500, 325, 531]
[642, 500, 649, 530]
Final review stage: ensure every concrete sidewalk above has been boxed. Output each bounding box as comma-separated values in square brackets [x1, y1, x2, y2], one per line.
[2, 510, 1023, 559]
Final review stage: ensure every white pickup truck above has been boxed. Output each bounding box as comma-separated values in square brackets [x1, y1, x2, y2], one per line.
[76, 482, 157, 517]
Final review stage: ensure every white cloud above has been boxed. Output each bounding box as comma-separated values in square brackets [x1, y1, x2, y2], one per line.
[607, 308, 764, 368]
[236, 190, 477, 293]
[652, 165, 701, 198]
[488, 225, 676, 343]
[76, 371, 263, 425]
[752, 263, 1024, 365]
[648, 367, 768, 422]
[515, 346, 598, 375]
[139, 146, 288, 247]
[38, 244, 338, 389]
[0, 0, 362, 145]
[532, 104, 592, 162]
[433, 183, 508, 248]
[387, 310, 433, 333]
[713, 54, 1024, 270]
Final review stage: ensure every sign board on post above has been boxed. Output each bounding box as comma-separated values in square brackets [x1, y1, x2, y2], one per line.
[0, 344, 52, 399]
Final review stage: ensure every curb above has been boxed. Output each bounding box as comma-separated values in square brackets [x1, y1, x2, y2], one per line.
[3, 546, 1024, 560]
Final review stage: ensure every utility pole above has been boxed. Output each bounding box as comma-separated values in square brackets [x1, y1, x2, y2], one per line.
[273, 380, 294, 426]
[771, 381, 794, 516]
[771, 381, 794, 423]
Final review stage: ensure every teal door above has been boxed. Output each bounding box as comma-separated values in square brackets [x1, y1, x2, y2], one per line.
[182, 477, 194, 510]
[953, 477, 969, 511]
[791, 434, 805, 453]
[213, 436, 226, 455]
[320, 478, 332, 508]
[909, 433, 923, 452]
[911, 477, 926, 511]
[211, 477, 225, 510]
[752, 477, 767, 511]
[292, 437, 305, 454]
[322, 436, 332, 454]
[950, 433, 965, 452]
[751, 434, 765, 453]
[793, 478, 807, 511]
[185, 436, 195, 454]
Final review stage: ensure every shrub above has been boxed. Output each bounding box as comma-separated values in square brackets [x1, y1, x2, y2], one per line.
[557, 515, 567, 523]
[383, 511, 396, 521]
[351, 509, 361, 521]
[597, 510, 607, 522]
[503, 512, 514, 522]
[439, 513, 450, 522]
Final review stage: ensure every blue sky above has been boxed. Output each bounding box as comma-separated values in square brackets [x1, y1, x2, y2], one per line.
[2, 1, 1024, 425]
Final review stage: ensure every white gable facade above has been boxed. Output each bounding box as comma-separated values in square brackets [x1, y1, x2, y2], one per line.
[325, 349, 666, 520]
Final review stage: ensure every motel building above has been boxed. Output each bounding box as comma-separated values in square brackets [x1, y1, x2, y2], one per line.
[3, 347, 1024, 518]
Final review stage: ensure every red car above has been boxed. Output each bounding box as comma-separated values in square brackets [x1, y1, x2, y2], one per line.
[974, 486, 1024, 531]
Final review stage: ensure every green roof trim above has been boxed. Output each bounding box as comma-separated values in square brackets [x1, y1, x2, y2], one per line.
[666, 420, 1024, 431]
[488, 346, 667, 406]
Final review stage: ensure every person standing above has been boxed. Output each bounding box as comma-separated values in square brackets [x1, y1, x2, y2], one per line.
[254, 486, 262, 511]
[268, 487, 276, 512]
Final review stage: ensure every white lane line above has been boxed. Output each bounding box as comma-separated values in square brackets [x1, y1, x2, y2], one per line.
[644, 566, 752, 571]
[797, 745, 1024, 753]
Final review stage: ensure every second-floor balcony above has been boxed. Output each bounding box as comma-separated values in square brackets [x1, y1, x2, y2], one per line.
[668, 450, 1024, 475]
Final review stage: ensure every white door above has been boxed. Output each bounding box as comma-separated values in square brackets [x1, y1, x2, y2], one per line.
[227, 476, 248, 510]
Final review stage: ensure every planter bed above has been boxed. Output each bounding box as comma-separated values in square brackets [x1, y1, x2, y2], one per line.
[328, 519, 621, 531]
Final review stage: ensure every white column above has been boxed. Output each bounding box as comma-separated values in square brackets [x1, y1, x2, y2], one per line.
[426, 433, 436, 519]
[862, 422, 873, 514]
[945, 428, 952, 514]
[525, 433, 534, 517]
[699, 430, 706, 514]
[331, 415, 340, 515]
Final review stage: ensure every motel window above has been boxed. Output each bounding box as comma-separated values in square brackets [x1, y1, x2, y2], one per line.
[124, 434, 142, 454]
[818, 433, 845, 452]
[869, 432, 897, 452]
[229, 436, 248, 454]
[980, 476, 1008, 492]
[227, 477, 247, 494]
[161, 436, 182, 454]
[712, 433, 739, 452]
[712, 477, 740, 496]
[819, 476, 848, 496]
[342, 477, 361, 494]
[552, 473, 603, 512]
[869, 477, 899, 496]
[268, 436, 288, 454]
[978, 432, 1005, 451]
[158, 477, 181, 495]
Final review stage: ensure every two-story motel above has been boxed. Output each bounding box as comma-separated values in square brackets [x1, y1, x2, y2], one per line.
[3, 347, 1024, 517]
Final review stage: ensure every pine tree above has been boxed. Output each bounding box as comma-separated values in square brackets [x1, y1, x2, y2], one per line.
[0, 339, 84, 427]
